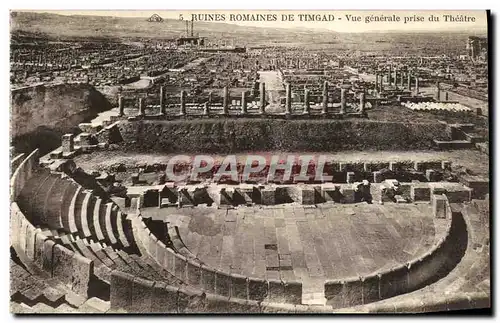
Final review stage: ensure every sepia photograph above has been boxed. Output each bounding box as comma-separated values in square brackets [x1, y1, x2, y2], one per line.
[8, 9, 490, 314]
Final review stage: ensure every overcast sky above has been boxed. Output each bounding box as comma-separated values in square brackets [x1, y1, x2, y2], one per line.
[26, 10, 488, 33]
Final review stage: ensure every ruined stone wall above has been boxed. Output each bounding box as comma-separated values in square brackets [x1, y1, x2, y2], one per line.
[10, 83, 112, 154]
[117, 119, 449, 154]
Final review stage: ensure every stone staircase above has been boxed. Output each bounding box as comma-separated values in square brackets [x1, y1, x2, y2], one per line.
[301, 278, 327, 306]
[434, 123, 487, 151]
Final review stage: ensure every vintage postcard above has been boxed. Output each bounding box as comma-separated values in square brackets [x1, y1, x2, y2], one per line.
[9, 10, 490, 314]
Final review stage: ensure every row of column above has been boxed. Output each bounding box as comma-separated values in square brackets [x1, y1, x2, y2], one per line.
[374, 71, 420, 95]
[118, 83, 367, 117]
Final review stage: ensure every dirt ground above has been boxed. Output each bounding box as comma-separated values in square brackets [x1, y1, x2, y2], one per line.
[74, 149, 489, 177]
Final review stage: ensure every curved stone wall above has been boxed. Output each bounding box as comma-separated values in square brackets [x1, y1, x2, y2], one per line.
[134, 214, 303, 304]
[324, 196, 467, 308]
[10, 149, 94, 295]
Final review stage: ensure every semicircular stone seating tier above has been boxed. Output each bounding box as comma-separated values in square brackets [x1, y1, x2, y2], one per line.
[13, 163, 184, 286]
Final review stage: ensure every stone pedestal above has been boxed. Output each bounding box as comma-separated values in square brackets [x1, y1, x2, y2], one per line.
[411, 184, 431, 201]
[261, 188, 275, 205]
[432, 194, 447, 219]
[426, 169, 437, 182]
[62, 134, 74, 153]
[341, 186, 356, 203]
[299, 186, 315, 205]
[346, 172, 355, 184]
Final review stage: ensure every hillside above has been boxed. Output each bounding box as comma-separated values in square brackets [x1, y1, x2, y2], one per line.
[10, 12, 488, 54]
[10, 11, 335, 44]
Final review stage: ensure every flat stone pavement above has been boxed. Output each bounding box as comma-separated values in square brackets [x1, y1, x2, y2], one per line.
[258, 70, 284, 110]
[144, 203, 436, 285]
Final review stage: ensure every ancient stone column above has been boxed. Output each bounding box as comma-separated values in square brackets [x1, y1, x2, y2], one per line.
[378, 75, 384, 93]
[138, 98, 145, 116]
[340, 88, 346, 114]
[223, 86, 229, 115]
[388, 65, 392, 85]
[394, 68, 398, 88]
[322, 81, 328, 114]
[375, 73, 379, 91]
[303, 88, 310, 114]
[359, 91, 365, 114]
[285, 83, 292, 114]
[415, 76, 419, 96]
[241, 91, 247, 114]
[436, 81, 441, 101]
[180, 90, 186, 115]
[118, 94, 124, 116]
[259, 82, 266, 114]
[407, 73, 412, 91]
[203, 102, 209, 116]
[400, 72, 404, 87]
[62, 134, 74, 153]
[251, 81, 258, 97]
[159, 86, 165, 115]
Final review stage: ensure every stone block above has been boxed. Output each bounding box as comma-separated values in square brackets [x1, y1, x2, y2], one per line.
[441, 161, 452, 170]
[230, 273, 248, 300]
[164, 248, 176, 274]
[362, 275, 380, 304]
[299, 186, 315, 205]
[200, 265, 216, 293]
[261, 188, 275, 205]
[445, 187, 472, 203]
[321, 183, 341, 202]
[346, 172, 355, 184]
[130, 277, 154, 313]
[373, 171, 384, 183]
[432, 194, 447, 219]
[110, 270, 134, 311]
[186, 260, 202, 288]
[343, 278, 363, 307]
[426, 169, 437, 182]
[283, 281, 302, 305]
[411, 184, 431, 201]
[215, 270, 231, 297]
[248, 278, 268, 301]
[52, 244, 74, 284]
[34, 232, 47, 270]
[267, 279, 286, 303]
[219, 188, 234, 206]
[150, 282, 178, 313]
[178, 285, 206, 313]
[174, 254, 187, 280]
[25, 225, 37, 261]
[341, 187, 356, 203]
[71, 253, 93, 295]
